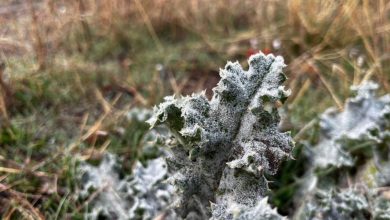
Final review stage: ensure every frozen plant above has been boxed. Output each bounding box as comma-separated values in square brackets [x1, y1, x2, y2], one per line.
[79, 154, 174, 220]
[211, 197, 286, 220]
[298, 187, 390, 220]
[300, 188, 370, 220]
[78, 108, 174, 220]
[373, 196, 390, 220]
[148, 52, 294, 219]
[312, 82, 390, 170]
[295, 81, 390, 219]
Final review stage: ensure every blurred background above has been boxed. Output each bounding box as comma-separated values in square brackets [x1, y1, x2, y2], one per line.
[0, 0, 389, 219]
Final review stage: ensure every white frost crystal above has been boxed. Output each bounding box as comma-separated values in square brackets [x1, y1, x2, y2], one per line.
[148, 52, 293, 219]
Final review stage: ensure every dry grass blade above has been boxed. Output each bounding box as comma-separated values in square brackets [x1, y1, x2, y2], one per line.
[293, 118, 317, 142]
[133, 0, 163, 52]
[0, 184, 45, 220]
[28, 0, 46, 70]
[75, 183, 109, 213]
[289, 78, 311, 108]
[0, 91, 8, 120]
[0, 62, 10, 121]
[0, 167, 21, 174]
[317, 72, 344, 110]
[79, 139, 111, 161]
[95, 88, 112, 114]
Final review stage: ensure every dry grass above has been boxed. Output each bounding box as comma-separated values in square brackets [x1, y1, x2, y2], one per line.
[0, 0, 389, 218]
[18, 1, 390, 93]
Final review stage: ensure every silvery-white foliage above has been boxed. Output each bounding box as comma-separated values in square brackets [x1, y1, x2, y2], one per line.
[376, 164, 390, 187]
[126, 107, 170, 160]
[211, 197, 285, 220]
[148, 52, 293, 219]
[313, 81, 389, 169]
[127, 108, 154, 122]
[301, 188, 370, 220]
[373, 196, 390, 220]
[299, 188, 390, 220]
[296, 82, 390, 220]
[79, 154, 174, 220]
[299, 82, 390, 192]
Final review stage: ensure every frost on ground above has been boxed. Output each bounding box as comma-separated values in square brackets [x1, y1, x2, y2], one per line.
[295, 81, 390, 220]
[148, 52, 293, 219]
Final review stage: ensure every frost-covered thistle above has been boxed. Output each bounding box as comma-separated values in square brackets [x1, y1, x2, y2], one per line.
[148, 52, 294, 219]
[301, 188, 370, 220]
[295, 82, 390, 220]
[312, 82, 390, 170]
[78, 108, 174, 220]
[79, 154, 173, 220]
